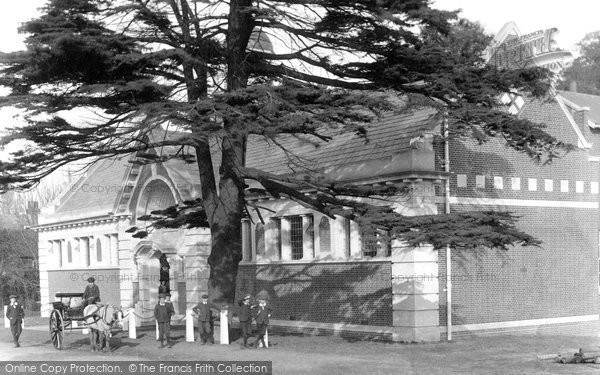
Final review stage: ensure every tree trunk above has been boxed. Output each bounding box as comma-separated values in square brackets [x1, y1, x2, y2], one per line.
[206, 201, 244, 305]
[202, 0, 253, 306]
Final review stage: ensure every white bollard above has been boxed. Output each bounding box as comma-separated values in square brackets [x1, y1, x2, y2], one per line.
[258, 328, 269, 348]
[186, 310, 194, 342]
[135, 304, 142, 328]
[4, 306, 9, 328]
[128, 308, 137, 339]
[219, 308, 229, 345]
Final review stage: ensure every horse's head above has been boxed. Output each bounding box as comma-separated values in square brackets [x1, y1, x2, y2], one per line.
[111, 306, 124, 330]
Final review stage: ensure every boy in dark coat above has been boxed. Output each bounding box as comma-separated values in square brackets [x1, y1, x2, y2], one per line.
[238, 294, 253, 348]
[6, 294, 24, 348]
[154, 293, 175, 348]
[193, 294, 215, 344]
[82, 277, 101, 307]
[253, 297, 272, 349]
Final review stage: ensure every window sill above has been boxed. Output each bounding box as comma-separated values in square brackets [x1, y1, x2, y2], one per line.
[239, 257, 390, 266]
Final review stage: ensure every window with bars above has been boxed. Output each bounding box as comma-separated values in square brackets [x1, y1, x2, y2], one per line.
[361, 227, 378, 258]
[319, 217, 331, 253]
[344, 219, 351, 257]
[255, 223, 265, 255]
[290, 216, 303, 260]
[273, 219, 282, 259]
[360, 227, 391, 258]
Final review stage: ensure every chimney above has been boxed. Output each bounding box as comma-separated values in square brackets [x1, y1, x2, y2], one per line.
[569, 81, 578, 92]
[26, 201, 40, 226]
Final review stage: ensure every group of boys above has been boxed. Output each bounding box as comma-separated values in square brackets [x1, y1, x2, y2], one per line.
[153, 292, 272, 349]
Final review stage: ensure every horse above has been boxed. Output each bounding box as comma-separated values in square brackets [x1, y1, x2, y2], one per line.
[83, 304, 124, 352]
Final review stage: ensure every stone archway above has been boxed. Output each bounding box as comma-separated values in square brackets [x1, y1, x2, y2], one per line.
[133, 241, 164, 323]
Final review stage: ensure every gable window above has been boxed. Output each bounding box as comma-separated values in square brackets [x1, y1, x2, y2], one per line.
[290, 216, 303, 260]
[255, 223, 265, 255]
[319, 217, 331, 253]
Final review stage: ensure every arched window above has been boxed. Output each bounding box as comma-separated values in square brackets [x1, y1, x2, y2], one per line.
[96, 238, 103, 262]
[255, 223, 265, 255]
[56, 241, 62, 267]
[67, 241, 72, 263]
[84, 237, 90, 266]
[319, 217, 331, 253]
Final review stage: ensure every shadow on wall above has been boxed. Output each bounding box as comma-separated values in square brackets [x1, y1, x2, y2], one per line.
[235, 261, 394, 327]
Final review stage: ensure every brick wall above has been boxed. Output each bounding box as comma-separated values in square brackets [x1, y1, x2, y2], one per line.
[434, 95, 600, 328]
[439, 205, 598, 326]
[47, 268, 122, 307]
[235, 261, 392, 326]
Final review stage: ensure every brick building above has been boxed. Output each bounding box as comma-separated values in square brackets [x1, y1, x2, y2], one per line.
[32, 23, 600, 341]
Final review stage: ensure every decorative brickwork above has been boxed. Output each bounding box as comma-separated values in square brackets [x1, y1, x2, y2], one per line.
[434, 95, 600, 332]
[235, 261, 392, 326]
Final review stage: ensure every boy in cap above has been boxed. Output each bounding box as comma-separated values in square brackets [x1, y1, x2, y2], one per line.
[238, 294, 253, 348]
[154, 293, 175, 348]
[82, 277, 101, 307]
[253, 297, 272, 349]
[6, 294, 25, 347]
[192, 294, 215, 344]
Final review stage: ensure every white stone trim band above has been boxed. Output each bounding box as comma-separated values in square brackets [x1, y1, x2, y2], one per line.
[439, 314, 599, 333]
[450, 197, 598, 209]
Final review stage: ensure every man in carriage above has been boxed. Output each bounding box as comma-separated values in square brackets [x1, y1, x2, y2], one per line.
[82, 277, 101, 308]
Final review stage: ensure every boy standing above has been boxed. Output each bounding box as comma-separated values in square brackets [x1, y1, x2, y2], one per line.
[253, 297, 272, 349]
[6, 294, 25, 348]
[238, 294, 252, 348]
[154, 293, 175, 348]
[193, 294, 215, 344]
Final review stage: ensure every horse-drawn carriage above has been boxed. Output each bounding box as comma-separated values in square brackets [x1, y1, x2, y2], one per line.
[49, 292, 123, 351]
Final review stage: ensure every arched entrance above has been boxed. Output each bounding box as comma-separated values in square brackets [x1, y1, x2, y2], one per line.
[133, 241, 164, 324]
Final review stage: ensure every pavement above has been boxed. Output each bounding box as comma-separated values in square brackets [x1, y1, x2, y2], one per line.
[2, 323, 600, 374]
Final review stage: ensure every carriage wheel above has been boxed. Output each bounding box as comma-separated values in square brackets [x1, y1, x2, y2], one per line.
[49, 310, 64, 350]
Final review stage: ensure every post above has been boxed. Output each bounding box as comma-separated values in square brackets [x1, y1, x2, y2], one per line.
[135, 303, 142, 328]
[128, 308, 137, 339]
[219, 308, 229, 345]
[186, 309, 194, 342]
[155, 320, 159, 340]
[4, 306, 8, 328]
[443, 111, 452, 341]
[258, 328, 269, 348]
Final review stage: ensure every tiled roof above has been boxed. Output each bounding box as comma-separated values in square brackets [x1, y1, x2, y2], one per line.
[556, 90, 600, 154]
[45, 108, 440, 222]
[245, 108, 439, 174]
[558, 90, 600, 125]
[43, 157, 131, 222]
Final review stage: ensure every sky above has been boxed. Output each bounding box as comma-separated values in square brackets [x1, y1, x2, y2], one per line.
[1, 1, 600, 52]
[432, 0, 600, 52]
